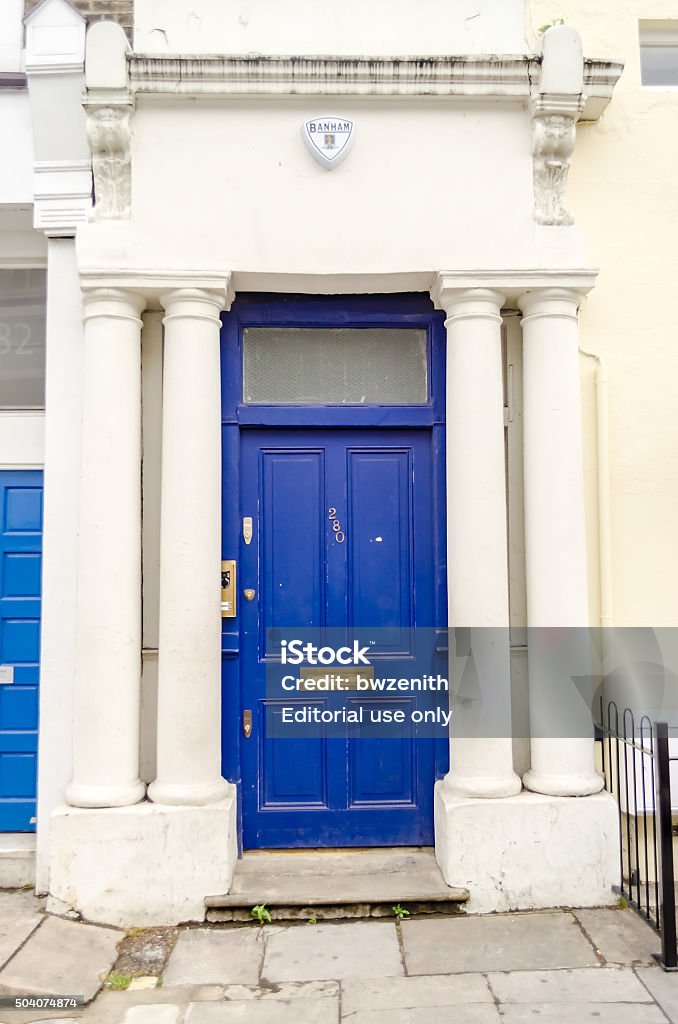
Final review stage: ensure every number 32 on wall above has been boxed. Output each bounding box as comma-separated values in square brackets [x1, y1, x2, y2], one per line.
[327, 508, 345, 544]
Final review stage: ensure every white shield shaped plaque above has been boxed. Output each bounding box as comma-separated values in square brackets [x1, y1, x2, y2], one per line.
[302, 116, 355, 170]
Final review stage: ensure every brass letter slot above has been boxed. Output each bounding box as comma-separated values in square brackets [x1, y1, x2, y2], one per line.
[221, 560, 237, 618]
[298, 666, 374, 691]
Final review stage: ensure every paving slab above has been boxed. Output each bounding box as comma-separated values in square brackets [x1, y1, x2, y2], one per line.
[401, 911, 598, 975]
[574, 908, 661, 965]
[123, 1008, 181, 1024]
[262, 922, 402, 982]
[498, 1006, 665, 1023]
[340, 973, 492, 1013]
[636, 967, 678, 1024]
[339, 1008, 501, 1024]
[222, 981, 339, 1001]
[163, 928, 263, 986]
[0, 916, 122, 1002]
[488, 967, 652, 1003]
[185, 997, 338, 1023]
[81, 986, 224, 1024]
[0, 892, 43, 970]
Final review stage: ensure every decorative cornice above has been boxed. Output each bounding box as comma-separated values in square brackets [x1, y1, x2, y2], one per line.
[80, 269, 235, 310]
[127, 53, 623, 121]
[431, 269, 599, 306]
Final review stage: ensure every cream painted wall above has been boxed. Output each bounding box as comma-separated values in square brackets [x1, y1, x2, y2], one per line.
[531, 0, 678, 626]
[107, 99, 543, 276]
[135, 0, 527, 56]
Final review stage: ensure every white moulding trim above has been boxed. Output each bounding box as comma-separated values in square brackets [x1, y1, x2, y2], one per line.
[24, 60, 84, 75]
[80, 269, 235, 310]
[431, 268, 599, 306]
[127, 53, 623, 121]
[79, 267, 599, 307]
[33, 160, 92, 236]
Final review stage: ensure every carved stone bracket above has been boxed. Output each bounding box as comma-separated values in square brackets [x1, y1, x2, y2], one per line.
[84, 21, 133, 220]
[86, 103, 132, 220]
[530, 26, 586, 227]
[531, 96, 584, 226]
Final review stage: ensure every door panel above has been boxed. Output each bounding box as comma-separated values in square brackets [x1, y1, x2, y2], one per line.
[240, 429, 437, 848]
[347, 448, 413, 652]
[260, 703, 329, 808]
[0, 472, 42, 833]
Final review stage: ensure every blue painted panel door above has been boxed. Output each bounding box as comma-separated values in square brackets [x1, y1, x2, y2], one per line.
[0, 472, 42, 832]
[240, 429, 437, 848]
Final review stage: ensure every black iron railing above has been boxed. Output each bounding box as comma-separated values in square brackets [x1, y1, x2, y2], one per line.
[599, 699, 677, 969]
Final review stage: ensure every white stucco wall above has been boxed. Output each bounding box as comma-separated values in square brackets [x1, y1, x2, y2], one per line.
[0, 0, 24, 73]
[80, 97, 576, 280]
[531, 0, 678, 627]
[0, 93, 35, 204]
[134, 0, 527, 56]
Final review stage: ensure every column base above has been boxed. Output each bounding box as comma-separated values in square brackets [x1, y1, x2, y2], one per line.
[434, 782, 619, 914]
[147, 777, 231, 806]
[523, 769, 604, 797]
[64, 778, 146, 808]
[48, 790, 237, 927]
[444, 772, 522, 799]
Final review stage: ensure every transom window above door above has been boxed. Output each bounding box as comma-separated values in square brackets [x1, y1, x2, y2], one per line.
[242, 326, 428, 405]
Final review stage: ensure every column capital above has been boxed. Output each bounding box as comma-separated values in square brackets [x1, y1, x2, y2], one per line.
[82, 287, 146, 324]
[430, 280, 505, 323]
[518, 286, 584, 324]
[160, 285, 235, 326]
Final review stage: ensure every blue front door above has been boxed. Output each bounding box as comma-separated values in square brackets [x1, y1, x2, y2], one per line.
[0, 471, 42, 832]
[240, 428, 439, 848]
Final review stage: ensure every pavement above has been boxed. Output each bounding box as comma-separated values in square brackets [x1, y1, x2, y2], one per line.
[1, 888, 678, 1022]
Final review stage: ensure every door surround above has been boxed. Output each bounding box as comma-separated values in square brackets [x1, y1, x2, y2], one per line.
[220, 293, 448, 849]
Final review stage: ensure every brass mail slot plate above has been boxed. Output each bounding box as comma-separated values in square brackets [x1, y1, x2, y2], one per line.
[221, 559, 237, 618]
[299, 666, 374, 691]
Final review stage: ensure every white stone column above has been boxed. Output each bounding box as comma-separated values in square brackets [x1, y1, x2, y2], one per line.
[66, 288, 146, 808]
[519, 287, 603, 796]
[433, 284, 521, 798]
[148, 288, 231, 806]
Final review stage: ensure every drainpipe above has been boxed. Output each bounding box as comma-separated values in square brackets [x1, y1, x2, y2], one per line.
[579, 347, 613, 630]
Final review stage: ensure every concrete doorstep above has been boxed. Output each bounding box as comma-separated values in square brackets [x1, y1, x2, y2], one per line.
[204, 848, 468, 921]
[0, 893, 676, 1023]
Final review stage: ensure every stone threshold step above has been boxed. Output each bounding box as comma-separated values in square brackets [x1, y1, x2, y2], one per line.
[204, 848, 468, 922]
[205, 898, 467, 922]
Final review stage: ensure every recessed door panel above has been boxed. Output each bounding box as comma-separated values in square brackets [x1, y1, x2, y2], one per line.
[347, 448, 413, 654]
[260, 449, 325, 652]
[260, 699, 329, 808]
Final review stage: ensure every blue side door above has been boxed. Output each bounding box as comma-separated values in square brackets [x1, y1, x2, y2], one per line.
[240, 428, 438, 848]
[0, 472, 42, 832]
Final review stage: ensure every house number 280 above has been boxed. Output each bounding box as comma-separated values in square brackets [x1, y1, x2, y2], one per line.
[327, 508, 345, 544]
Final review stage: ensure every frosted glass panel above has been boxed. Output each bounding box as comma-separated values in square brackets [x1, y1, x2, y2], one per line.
[0, 269, 46, 409]
[243, 327, 428, 405]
